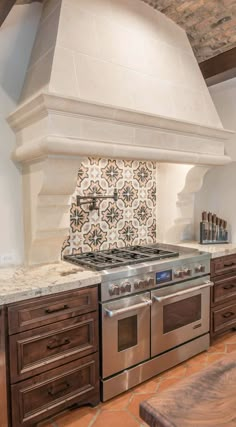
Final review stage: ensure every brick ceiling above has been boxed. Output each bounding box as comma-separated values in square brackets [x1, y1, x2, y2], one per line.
[143, 0, 236, 62]
[15, 0, 236, 63]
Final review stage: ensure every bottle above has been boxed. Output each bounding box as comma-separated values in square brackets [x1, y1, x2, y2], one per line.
[212, 214, 217, 242]
[208, 212, 213, 242]
[200, 211, 209, 243]
[216, 217, 219, 241]
[219, 219, 223, 241]
[223, 220, 228, 242]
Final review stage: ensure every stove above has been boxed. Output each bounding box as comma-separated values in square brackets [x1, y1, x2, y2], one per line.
[64, 244, 179, 271]
[64, 243, 212, 402]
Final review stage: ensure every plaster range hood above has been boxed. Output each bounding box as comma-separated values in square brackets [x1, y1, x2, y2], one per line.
[8, 0, 234, 265]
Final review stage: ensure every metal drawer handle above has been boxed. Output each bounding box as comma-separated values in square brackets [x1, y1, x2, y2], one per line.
[47, 338, 70, 350]
[48, 382, 70, 396]
[153, 281, 214, 303]
[45, 304, 69, 314]
[105, 299, 152, 318]
[223, 284, 235, 290]
[222, 311, 235, 319]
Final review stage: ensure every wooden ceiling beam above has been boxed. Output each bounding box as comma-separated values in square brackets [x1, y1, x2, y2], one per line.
[0, 0, 17, 27]
[200, 47, 236, 86]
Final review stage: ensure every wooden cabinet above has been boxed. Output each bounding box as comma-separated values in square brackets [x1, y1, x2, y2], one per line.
[8, 287, 97, 334]
[0, 285, 100, 427]
[11, 354, 99, 427]
[211, 256, 236, 339]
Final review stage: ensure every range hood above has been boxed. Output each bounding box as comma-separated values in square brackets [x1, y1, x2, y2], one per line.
[8, 0, 233, 265]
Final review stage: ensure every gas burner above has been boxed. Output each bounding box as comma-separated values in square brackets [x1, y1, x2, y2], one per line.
[64, 244, 179, 271]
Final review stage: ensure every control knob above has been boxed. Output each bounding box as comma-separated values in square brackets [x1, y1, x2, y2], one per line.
[195, 264, 205, 273]
[120, 282, 132, 293]
[148, 277, 155, 287]
[134, 281, 140, 289]
[174, 269, 184, 279]
[183, 268, 191, 276]
[109, 284, 120, 296]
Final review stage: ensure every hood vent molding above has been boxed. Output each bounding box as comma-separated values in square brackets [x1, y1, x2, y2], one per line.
[9, 93, 233, 165]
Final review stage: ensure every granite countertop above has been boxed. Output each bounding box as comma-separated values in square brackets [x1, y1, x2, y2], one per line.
[0, 261, 101, 305]
[177, 241, 236, 259]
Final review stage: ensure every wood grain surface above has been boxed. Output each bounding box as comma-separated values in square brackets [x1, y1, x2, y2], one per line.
[140, 351, 236, 427]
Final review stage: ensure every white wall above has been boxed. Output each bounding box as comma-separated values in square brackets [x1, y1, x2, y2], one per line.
[194, 78, 236, 243]
[0, 4, 42, 265]
[210, 78, 236, 160]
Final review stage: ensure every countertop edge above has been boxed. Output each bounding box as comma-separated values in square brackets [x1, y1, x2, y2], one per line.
[0, 273, 101, 306]
[177, 241, 236, 259]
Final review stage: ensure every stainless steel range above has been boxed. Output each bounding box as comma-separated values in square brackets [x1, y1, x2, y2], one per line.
[65, 243, 212, 401]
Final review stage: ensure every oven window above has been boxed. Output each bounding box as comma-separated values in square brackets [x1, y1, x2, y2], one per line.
[118, 315, 137, 352]
[163, 295, 201, 334]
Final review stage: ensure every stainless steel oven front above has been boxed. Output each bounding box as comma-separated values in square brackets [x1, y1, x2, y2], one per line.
[101, 292, 152, 379]
[151, 275, 213, 357]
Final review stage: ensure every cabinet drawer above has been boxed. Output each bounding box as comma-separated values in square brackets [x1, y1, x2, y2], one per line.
[8, 286, 98, 334]
[212, 274, 236, 306]
[212, 302, 236, 334]
[10, 312, 98, 383]
[211, 255, 236, 278]
[11, 353, 99, 427]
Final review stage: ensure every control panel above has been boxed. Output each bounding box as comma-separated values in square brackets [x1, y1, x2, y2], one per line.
[108, 276, 154, 297]
[101, 259, 210, 301]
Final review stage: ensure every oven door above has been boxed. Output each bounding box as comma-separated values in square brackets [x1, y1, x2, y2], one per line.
[101, 292, 151, 379]
[151, 276, 213, 357]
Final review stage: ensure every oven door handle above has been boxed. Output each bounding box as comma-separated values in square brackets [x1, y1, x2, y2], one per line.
[104, 299, 152, 318]
[153, 281, 214, 303]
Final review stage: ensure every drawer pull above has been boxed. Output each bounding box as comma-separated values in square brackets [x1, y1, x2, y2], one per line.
[47, 338, 70, 350]
[45, 304, 69, 314]
[222, 311, 235, 319]
[223, 284, 235, 290]
[48, 381, 70, 397]
[224, 262, 235, 267]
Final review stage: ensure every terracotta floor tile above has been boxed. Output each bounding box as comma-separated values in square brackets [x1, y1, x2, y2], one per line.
[92, 410, 140, 427]
[37, 421, 54, 427]
[156, 377, 181, 392]
[127, 393, 156, 419]
[226, 343, 236, 353]
[207, 353, 225, 364]
[53, 406, 99, 427]
[132, 379, 158, 393]
[207, 342, 226, 353]
[159, 363, 187, 379]
[187, 351, 208, 364]
[212, 332, 235, 345]
[101, 391, 132, 410]
[224, 332, 236, 344]
[185, 363, 208, 376]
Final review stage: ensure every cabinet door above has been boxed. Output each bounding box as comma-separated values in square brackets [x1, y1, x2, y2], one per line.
[11, 354, 99, 427]
[212, 302, 236, 334]
[212, 274, 236, 306]
[10, 312, 98, 383]
[8, 286, 98, 334]
[211, 255, 236, 278]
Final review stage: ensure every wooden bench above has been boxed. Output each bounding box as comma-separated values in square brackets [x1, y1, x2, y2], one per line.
[140, 352, 236, 427]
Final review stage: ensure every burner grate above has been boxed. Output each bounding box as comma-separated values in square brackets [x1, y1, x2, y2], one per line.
[64, 245, 179, 271]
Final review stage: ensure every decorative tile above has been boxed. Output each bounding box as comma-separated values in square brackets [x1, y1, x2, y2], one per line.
[62, 158, 157, 255]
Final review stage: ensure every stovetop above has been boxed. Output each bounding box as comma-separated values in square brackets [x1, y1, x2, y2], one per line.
[64, 245, 179, 271]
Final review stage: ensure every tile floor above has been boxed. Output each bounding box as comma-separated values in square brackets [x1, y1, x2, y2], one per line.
[39, 331, 236, 427]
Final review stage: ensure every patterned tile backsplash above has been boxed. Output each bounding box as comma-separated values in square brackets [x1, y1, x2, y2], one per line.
[62, 158, 157, 256]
